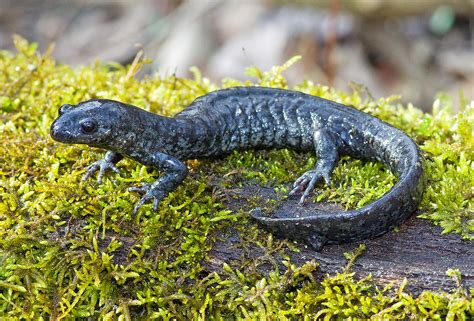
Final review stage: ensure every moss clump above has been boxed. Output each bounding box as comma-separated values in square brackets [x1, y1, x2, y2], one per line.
[0, 36, 472, 319]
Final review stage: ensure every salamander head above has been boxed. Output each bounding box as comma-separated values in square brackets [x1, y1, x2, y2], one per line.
[50, 99, 127, 148]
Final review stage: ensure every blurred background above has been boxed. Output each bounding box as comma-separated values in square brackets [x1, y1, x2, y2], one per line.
[0, 0, 472, 111]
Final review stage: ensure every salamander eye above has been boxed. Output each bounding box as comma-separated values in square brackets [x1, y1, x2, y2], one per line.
[80, 119, 97, 133]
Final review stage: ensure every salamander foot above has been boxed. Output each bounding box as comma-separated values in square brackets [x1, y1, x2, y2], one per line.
[129, 184, 166, 214]
[289, 168, 331, 205]
[83, 158, 121, 184]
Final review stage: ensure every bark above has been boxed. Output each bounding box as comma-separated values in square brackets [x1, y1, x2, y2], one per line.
[205, 185, 473, 294]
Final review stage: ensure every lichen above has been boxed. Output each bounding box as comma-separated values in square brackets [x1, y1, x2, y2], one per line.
[0, 36, 472, 319]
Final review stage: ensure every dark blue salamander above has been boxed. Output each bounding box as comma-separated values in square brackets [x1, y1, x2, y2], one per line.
[50, 87, 425, 250]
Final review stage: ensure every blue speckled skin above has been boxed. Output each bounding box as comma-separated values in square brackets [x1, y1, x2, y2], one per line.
[50, 87, 425, 250]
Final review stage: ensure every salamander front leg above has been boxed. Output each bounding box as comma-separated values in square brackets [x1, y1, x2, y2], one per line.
[83, 151, 123, 184]
[129, 152, 188, 214]
[290, 129, 339, 204]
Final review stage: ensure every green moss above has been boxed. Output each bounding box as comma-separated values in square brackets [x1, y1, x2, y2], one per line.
[0, 36, 472, 319]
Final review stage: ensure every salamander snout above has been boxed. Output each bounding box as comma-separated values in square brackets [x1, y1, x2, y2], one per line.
[51, 103, 76, 142]
[50, 118, 73, 142]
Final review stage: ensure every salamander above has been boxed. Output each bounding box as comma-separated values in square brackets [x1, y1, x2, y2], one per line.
[50, 87, 425, 250]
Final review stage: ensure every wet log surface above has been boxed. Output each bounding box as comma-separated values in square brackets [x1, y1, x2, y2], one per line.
[206, 185, 473, 294]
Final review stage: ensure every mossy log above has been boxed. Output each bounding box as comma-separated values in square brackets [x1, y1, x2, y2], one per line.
[0, 37, 472, 319]
[206, 185, 473, 295]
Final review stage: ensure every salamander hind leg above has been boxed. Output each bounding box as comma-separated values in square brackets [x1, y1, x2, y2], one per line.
[129, 182, 168, 214]
[289, 129, 339, 205]
[289, 168, 333, 204]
